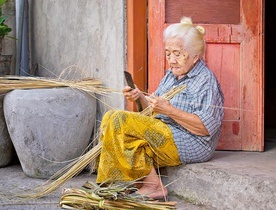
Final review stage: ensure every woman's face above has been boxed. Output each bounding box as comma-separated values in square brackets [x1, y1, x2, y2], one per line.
[165, 37, 198, 79]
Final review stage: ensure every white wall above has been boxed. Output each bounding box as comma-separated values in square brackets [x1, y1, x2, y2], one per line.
[29, 0, 126, 112]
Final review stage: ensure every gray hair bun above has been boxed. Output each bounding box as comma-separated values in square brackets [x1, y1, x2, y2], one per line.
[180, 17, 205, 35]
[180, 17, 193, 25]
[196, 26, 205, 35]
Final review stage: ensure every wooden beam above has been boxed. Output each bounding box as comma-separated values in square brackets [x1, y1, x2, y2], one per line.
[126, 0, 147, 111]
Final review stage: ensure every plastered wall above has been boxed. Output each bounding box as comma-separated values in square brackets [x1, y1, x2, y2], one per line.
[29, 0, 126, 112]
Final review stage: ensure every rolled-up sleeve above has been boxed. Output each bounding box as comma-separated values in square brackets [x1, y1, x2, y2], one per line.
[193, 86, 224, 137]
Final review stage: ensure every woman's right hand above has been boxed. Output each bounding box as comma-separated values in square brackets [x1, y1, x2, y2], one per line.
[122, 86, 142, 102]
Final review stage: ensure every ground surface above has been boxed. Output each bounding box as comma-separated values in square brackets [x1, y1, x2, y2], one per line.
[0, 164, 213, 210]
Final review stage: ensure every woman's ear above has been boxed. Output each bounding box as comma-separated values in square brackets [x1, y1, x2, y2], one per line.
[193, 55, 200, 64]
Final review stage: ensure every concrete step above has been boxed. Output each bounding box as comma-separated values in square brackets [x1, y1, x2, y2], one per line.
[163, 140, 276, 210]
[0, 141, 275, 209]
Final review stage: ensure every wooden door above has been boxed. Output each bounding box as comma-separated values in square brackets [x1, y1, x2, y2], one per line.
[148, 0, 264, 151]
[126, 0, 147, 111]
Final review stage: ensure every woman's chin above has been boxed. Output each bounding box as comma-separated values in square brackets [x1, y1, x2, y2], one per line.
[172, 68, 182, 76]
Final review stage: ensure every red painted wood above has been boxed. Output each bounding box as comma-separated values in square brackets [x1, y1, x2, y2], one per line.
[239, 0, 264, 151]
[148, 0, 264, 151]
[148, 0, 166, 93]
[126, 0, 147, 111]
[165, 0, 240, 24]
[206, 43, 242, 149]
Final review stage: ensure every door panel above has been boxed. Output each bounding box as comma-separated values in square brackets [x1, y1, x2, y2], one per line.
[165, 0, 240, 24]
[206, 43, 241, 121]
[207, 43, 242, 149]
[148, 0, 264, 151]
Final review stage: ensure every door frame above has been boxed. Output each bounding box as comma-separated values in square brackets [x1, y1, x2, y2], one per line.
[126, 0, 147, 111]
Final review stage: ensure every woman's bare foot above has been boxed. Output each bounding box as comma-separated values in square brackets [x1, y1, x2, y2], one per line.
[133, 167, 168, 200]
[135, 185, 168, 200]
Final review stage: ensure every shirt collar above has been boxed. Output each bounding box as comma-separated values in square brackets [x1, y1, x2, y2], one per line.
[186, 59, 205, 78]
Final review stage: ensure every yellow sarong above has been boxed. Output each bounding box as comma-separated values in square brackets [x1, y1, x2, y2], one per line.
[96, 110, 182, 183]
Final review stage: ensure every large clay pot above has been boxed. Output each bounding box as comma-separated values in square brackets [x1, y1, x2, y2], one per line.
[4, 87, 96, 179]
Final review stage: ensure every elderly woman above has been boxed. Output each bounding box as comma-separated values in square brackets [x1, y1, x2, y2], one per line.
[96, 17, 224, 200]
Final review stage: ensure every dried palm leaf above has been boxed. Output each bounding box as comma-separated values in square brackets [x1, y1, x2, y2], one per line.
[59, 185, 177, 210]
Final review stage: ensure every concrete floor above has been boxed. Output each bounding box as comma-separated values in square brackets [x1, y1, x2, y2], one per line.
[0, 162, 210, 210]
[0, 139, 275, 209]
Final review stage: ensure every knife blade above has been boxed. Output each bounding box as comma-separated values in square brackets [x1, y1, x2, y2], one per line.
[124, 71, 143, 112]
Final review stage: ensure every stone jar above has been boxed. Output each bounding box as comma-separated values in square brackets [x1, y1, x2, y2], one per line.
[4, 87, 97, 179]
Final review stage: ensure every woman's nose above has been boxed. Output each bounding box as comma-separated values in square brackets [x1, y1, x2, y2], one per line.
[168, 56, 177, 63]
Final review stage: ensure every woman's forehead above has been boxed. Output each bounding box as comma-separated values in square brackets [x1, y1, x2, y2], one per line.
[165, 37, 185, 50]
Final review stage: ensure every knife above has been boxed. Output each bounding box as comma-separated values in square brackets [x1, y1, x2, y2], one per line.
[124, 71, 143, 112]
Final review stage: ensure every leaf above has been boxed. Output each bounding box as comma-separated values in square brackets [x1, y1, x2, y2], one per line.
[0, 16, 5, 24]
[0, 0, 7, 8]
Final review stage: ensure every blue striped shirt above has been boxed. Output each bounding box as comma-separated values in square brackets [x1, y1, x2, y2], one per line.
[154, 59, 224, 163]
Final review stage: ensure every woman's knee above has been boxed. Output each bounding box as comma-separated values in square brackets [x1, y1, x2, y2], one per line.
[103, 110, 126, 119]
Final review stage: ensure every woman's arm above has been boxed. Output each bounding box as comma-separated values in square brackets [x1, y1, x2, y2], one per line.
[145, 93, 209, 136]
[168, 106, 209, 136]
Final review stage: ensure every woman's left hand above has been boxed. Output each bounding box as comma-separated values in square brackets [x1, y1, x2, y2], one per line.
[145, 93, 172, 115]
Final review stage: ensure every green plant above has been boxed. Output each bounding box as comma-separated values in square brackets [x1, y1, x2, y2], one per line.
[0, 0, 12, 38]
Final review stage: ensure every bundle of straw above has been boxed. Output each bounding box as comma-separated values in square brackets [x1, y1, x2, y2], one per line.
[141, 84, 186, 116]
[59, 183, 177, 210]
[60, 189, 177, 210]
[0, 76, 119, 95]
